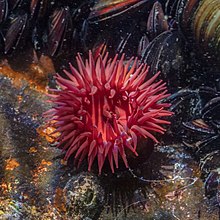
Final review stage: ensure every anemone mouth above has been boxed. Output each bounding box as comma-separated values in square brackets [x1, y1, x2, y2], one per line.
[44, 51, 173, 174]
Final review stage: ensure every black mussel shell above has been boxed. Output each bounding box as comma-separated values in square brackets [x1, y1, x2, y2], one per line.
[8, 0, 23, 11]
[164, 0, 179, 18]
[30, 0, 49, 19]
[140, 30, 187, 91]
[88, 0, 150, 23]
[183, 119, 215, 135]
[47, 6, 72, 56]
[176, 0, 199, 36]
[137, 34, 149, 57]
[202, 97, 220, 122]
[204, 171, 220, 205]
[0, 31, 4, 53]
[147, 1, 169, 41]
[4, 13, 28, 54]
[0, 0, 8, 24]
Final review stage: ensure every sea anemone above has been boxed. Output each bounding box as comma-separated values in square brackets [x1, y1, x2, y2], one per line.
[44, 51, 172, 174]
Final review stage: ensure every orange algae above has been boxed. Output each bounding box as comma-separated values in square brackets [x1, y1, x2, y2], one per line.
[5, 158, 20, 171]
[0, 54, 55, 93]
[37, 123, 60, 144]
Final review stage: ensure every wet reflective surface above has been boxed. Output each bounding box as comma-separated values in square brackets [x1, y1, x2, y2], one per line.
[0, 0, 220, 217]
[0, 62, 219, 219]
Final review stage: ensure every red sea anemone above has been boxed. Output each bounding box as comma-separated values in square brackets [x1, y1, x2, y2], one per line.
[44, 51, 173, 174]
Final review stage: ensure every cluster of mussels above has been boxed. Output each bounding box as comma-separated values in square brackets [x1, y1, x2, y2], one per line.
[1, 0, 220, 217]
[0, 0, 219, 70]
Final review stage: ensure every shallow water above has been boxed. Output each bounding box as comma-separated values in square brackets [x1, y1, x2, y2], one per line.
[0, 0, 220, 219]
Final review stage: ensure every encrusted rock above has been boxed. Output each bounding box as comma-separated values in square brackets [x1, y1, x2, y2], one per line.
[64, 172, 104, 220]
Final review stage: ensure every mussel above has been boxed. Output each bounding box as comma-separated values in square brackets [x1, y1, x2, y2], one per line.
[88, 0, 150, 23]
[147, 1, 169, 41]
[0, 0, 8, 24]
[47, 6, 72, 56]
[140, 30, 187, 90]
[4, 13, 28, 54]
[175, 0, 220, 64]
